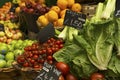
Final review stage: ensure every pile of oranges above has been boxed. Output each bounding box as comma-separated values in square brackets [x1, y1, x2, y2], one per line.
[37, 0, 82, 28]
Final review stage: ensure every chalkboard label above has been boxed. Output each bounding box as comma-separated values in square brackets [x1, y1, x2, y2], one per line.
[37, 23, 55, 43]
[0, 24, 4, 32]
[115, 0, 120, 17]
[63, 10, 86, 29]
[35, 62, 61, 80]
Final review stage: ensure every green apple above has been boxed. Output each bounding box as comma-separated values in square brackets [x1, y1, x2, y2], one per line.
[6, 60, 14, 67]
[14, 49, 23, 57]
[0, 60, 6, 68]
[0, 54, 4, 59]
[0, 31, 5, 37]
[0, 44, 8, 54]
[5, 52, 14, 61]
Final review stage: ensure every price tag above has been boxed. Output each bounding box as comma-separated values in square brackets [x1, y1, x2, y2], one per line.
[0, 24, 4, 32]
[63, 10, 86, 29]
[37, 23, 55, 43]
[35, 62, 61, 80]
[115, 0, 120, 17]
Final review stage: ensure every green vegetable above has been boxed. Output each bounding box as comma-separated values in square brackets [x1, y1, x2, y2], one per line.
[58, 26, 79, 42]
[114, 18, 120, 56]
[0, 43, 8, 54]
[0, 60, 6, 68]
[72, 0, 116, 70]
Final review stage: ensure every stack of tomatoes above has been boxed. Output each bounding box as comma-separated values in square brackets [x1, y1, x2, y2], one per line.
[16, 38, 64, 68]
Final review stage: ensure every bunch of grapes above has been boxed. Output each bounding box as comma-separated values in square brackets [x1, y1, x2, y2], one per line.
[17, 38, 64, 69]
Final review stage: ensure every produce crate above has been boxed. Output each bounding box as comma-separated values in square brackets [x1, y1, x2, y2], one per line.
[82, 4, 97, 19]
[0, 67, 21, 80]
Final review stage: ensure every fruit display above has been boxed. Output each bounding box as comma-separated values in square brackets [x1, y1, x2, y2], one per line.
[37, 0, 82, 28]
[0, 40, 35, 68]
[17, 0, 49, 15]
[16, 37, 64, 68]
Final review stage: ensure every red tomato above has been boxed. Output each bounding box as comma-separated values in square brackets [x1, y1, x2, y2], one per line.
[58, 75, 65, 80]
[90, 72, 105, 80]
[56, 62, 70, 76]
[66, 73, 78, 80]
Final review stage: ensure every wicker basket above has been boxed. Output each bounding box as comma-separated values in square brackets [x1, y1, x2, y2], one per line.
[0, 67, 20, 80]
[13, 62, 41, 80]
[82, 4, 97, 19]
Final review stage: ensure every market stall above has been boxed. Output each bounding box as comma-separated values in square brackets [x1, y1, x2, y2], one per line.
[0, 0, 120, 80]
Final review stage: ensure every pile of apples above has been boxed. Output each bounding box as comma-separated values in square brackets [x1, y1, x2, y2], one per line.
[37, 0, 82, 28]
[0, 40, 35, 68]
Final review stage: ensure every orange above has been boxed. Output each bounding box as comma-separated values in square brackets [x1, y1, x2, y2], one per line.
[56, 18, 64, 26]
[67, 0, 75, 8]
[37, 15, 49, 26]
[57, 0, 68, 10]
[71, 3, 82, 12]
[47, 10, 58, 22]
[50, 6, 61, 14]
[60, 9, 68, 18]
[15, 7, 21, 13]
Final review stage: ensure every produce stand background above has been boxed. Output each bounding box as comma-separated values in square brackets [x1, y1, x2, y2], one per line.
[0, 0, 12, 7]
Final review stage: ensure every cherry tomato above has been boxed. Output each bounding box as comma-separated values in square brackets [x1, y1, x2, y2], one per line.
[66, 73, 78, 80]
[90, 72, 105, 80]
[58, 75, 65, 80]
[23, 62, 29, 67]
[47, 56, 53, 60]
[30, 59, 35, 64]
[56, 62, 70, 76]
[33, 55, 39, 60]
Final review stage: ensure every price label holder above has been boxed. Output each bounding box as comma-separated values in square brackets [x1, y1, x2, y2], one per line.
[35, 62, 61, 80]
[0, 24, 4, 32]
[37, 23, 55, 43]
[63, 10, 86, 29]
[115, 0, 120, 17]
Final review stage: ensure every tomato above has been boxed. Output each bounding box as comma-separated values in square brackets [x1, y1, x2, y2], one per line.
[58, 75, 65, 80]
[66, 73, 78, 80]
[56, 62, 70, 76]
[47, 56, 53, 60]
[23, 62, 29, 67]
[33, 55, 39, 60]
[90, 72, 105, 80]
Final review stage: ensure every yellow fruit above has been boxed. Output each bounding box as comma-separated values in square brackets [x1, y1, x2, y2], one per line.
[15, 7, 20, 13]
[53, 21, 57, 27]
[57, 0, 68, 10]
[47, 10, 58, 22]
[44, 13, 48, 18]
[71, 3, 82, 12]
[51, 6, 61, 14]
[61, 14, 65, 19]
[60, 9, 68, 18]
[57, 18, 64, 26]
[67, 0, 75, 8]
[38, 15, 49, 26]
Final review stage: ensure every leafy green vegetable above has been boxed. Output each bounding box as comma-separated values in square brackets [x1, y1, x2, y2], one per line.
[72, 0, 116, 70]
[114, 18, 120, 56]
[53, 43, 82, 64]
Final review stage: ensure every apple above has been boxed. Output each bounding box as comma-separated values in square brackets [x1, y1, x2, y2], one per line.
[0, 60, 6, 68]
[0, 31, 5, 37]
[5, 52, 14, 61]
[0, 44, 8, 54]
[0, 54, 4, 60]
[6, 60, 14, 67]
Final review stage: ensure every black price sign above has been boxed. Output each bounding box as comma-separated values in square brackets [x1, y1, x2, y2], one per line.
[37, 23, 55, 43]
[115, 0, 120, 17]
[0, 24, 4, 32]
[35, 62, 61, 80]
[63, 10, 86, 29]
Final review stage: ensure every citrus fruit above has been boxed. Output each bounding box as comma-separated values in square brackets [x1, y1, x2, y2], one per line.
[15, 7, 21, 13]
[57, 18, 64, 26]
[60, 9, 68, 18]
[57, 0, 68, 10]
[38, 15, 49, 26]
[50, 6, 61, 14]
[47, 10, 58, 22]
[71, 3, 82, 12]
[67, 0, 75, 8]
